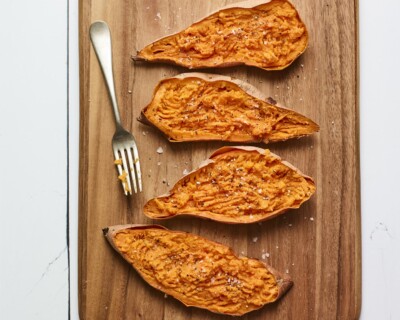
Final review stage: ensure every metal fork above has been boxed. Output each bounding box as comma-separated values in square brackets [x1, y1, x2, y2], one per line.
[90, 21, 142, 195]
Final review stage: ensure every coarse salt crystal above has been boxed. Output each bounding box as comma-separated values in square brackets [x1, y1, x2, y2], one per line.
[156, 146, 164, 154]
[164, 294, 168, 298]
[142, 131, 146, 136]
[252, 237, 258, 243]
[261, 253, 270, 259]
[288, 224, 293, 227]
[310, 217, 314, 221]
[157, 162, 161, 166]
[156, 12, 161, 20]
[183, 169, 189, 175]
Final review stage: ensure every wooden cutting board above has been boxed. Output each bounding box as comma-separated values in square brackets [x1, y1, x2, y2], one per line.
[78, 0, 360, 319]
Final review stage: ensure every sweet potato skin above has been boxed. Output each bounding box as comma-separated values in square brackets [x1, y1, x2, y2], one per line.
[144, 146, 316, 223]
[134, 0, 308, 71]
[103, 224, 293, 316]
[139, 72, 319, 143]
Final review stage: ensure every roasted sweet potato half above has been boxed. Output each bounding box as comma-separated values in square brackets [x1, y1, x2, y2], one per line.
[134, 0, 308, 71]
[139, 73, 319, 143]
[144, 146, 315, 223]
[104, 224, 292, 316]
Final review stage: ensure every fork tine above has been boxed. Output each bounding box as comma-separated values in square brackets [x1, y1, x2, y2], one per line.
[119, 149, 132, 195]
[126, 148, 138, 193]
[132, 144, 143, 192]
[114, 150, 128, 196]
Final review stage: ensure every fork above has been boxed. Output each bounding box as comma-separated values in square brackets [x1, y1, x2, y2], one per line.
[89, 21, 142, 195]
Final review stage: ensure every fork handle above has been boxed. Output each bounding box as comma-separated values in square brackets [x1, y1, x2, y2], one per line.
[89, 21, 122, 127]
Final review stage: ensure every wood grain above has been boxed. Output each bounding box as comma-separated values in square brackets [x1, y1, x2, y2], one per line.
[79, 0, 360, 319]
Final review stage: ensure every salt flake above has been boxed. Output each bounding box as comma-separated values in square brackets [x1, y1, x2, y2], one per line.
[261, 252, 270, 259]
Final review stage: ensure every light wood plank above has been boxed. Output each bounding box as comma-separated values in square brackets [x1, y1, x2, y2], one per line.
[79, 0, 360, 319]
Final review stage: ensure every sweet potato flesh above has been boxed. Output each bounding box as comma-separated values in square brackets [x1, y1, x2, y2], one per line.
[138, 0, 307, 70]
[143, 77, 319, 142]
[114, 228, 280, 315]
[145, 149, 315, 223]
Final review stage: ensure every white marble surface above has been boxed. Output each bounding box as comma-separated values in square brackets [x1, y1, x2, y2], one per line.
[0, 1, 69, 319]
[359, 1, 400, 319]
[1, 0, 400, 319]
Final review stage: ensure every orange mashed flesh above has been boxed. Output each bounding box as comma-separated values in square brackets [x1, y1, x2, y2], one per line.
[137, 0, 308, 70]
[114, 227, 283, 315]
[144, 149, 315, 223]
[143, 77, 319, 142]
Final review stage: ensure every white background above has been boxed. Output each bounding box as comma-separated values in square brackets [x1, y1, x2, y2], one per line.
[0, 0, 399, 319]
